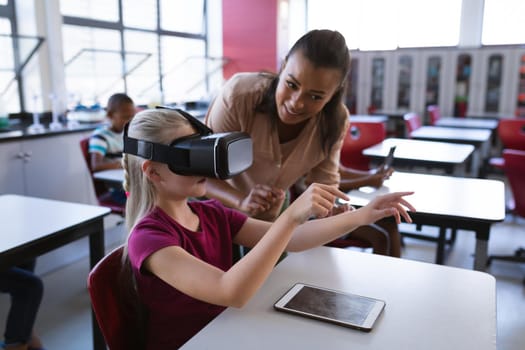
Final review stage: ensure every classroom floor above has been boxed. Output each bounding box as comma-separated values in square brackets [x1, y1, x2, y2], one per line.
[1, 203, 524, 349]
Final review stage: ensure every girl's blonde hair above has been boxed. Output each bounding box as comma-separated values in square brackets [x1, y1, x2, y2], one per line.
[122, 108, 192, 235]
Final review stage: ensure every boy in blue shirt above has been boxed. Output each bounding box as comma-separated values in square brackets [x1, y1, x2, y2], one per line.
[89, 93, 135, 204]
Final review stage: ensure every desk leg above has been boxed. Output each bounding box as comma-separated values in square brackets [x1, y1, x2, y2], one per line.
[89, 220, 106, 350]
[473, 226, 490, 271]
[435, 227, 447, 265]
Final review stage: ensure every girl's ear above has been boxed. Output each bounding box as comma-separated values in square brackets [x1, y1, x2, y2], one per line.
[142, 160, 161, 182]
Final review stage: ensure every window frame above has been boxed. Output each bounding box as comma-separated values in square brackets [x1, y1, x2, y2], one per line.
[61, 0, 209, 106]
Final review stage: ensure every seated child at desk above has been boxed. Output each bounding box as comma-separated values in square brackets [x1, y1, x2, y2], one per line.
[88, 93, 135, 204]
[0, 260, 45, 350]
[121, 108, 414, 348]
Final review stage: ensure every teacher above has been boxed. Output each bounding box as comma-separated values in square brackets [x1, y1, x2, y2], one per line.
[205, 29, 400, 257]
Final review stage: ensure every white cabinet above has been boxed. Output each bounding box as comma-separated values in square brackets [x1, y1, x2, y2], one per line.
[350, 46, 525, 117]
[0, 131, 114, 275]
[0, 131, 96, 204]
[0, 141, 26, 194]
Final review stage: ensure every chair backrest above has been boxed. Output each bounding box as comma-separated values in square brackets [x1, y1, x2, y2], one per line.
[502, 149, 525, 218]
[88, 246, 146, 350]
[403, 112, 422, 138]
[497, 118, 525, 151]
[340, 121, 386, 170]
[80, 137, 125, 215]
[80, 137, 105, 195]
[427, 105, 441, 125]
[80, 137, 92, 171]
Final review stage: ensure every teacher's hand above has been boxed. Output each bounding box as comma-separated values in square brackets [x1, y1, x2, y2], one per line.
[239, 185, 285, 217]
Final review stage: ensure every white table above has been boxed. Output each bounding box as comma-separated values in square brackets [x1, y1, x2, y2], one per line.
[363, 138, 474, 176]
[0, 194, 111, 350]
[347, 172, 505, 270]
[411, 126, 492, 149]
[181, 246, 497, 350]
[92, 169, 124, 186]
[349, 114, 388, 123]
[410, 126, 492, 176]
[435, 117, 499, 130]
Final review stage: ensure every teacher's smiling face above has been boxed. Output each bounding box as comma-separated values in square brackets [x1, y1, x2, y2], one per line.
[275, 50, 342, 126]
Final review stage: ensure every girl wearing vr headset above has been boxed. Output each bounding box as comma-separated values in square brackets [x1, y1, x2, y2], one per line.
[122, 108, 414, 349]
[205, 29, 401, 257]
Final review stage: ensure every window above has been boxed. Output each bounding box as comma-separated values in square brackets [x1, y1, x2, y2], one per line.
[60, 0, 119, 22]
[160, 36, 206, 103]
[397, 0, 461, 48]
[61, 0, 211, 107]
[0, 17, 18, 112]
[482, 0, 525, 45]
[62, 25, 123, 107]
[123, 30, 159, 105]
[160, 0, 205, 34]
[306, 0, 360, 50]
[123, 0, 157, 30]
[306, 0, 461, 50]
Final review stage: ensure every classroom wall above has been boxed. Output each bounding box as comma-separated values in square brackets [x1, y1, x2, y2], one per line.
[221, 0, 278, 79]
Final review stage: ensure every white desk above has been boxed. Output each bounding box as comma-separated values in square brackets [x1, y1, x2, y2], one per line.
[92, 169, 124, 186]
[435, 117, 498, 130]
[363, 138, 474, 176]
[349, 114, 388, 123]
[347, 172, 505, 270]
[181, 247, 496, 350]
[411, 126, 492, 176]
[0, 194, 111, 350]
[411, 126, 492, 149]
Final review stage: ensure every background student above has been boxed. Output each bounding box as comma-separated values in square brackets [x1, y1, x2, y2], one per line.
[0, 260, 45, 350]
[204, 29, 402, 256]
[88, 92, 135, 204]
[122, 108, 414, 348]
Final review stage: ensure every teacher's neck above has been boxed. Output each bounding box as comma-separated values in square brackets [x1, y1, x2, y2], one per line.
[277, 119, 309, 144]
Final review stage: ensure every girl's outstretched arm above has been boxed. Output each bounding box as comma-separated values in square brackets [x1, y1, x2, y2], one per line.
[144, 184, 414, 309]
[235, 187, 415, 252]
[285, 191, 415, 251]
[143, 183, 342, 309]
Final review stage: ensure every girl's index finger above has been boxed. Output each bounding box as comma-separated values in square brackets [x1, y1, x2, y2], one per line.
[323, 184, 350, 202]
[398, 197, 417, 212]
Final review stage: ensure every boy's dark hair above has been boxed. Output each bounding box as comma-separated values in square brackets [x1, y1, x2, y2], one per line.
[106, 93, 134, 114]
[256, 30, 351, 153]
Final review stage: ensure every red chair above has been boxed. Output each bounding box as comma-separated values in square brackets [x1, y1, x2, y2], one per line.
[497, 118, 525, 150]
[489, 118, 525, 169]
[427, 105, 441, 125]
[88, 246, 147, 350]
[80, 137, 125, 216]
[340, 122, 386, 170]
[403, 112, 422, 138]
[501, 149, 525, 217]
[487, 149, 525, 282]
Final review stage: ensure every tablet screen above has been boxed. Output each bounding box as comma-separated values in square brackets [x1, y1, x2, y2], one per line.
[274, 283, 385, 331]
[284, 285, 375, 325]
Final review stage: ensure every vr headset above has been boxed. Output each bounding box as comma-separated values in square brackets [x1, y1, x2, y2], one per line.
[123, 106, 253, 179]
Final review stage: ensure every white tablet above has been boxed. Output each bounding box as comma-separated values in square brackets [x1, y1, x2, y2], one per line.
[274, 283, 385, 332]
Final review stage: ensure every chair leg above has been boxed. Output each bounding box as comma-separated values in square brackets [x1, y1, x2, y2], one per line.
[486, 247, 525, 267]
